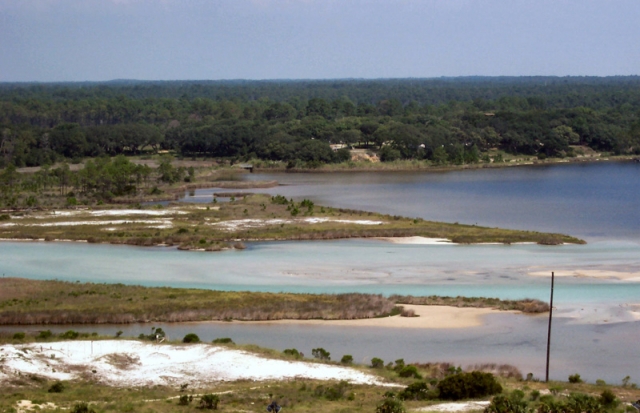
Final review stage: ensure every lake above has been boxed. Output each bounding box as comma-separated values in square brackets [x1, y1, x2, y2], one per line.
[2, 161, 639, 383]
[185, 161, 640, 241]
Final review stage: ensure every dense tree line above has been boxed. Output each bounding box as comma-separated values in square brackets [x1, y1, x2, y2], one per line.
[0, 155, 189, 207]
[1, 77, 639, 168]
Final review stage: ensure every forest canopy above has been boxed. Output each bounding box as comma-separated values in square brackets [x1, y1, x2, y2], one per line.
[1, 76, 639, 168]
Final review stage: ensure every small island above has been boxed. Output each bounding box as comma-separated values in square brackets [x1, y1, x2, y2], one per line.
[0, 191, 584, 249]
[0, 278, 550, 325]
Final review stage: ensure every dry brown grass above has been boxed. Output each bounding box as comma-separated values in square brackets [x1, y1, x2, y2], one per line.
[391, 295, 550, 313]
[0, 278, 396, 325]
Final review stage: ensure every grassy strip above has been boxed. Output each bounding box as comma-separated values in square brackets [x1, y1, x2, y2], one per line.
[391, 295, 550, 314]
[0, 278, 397, 324]
[0, 279, 549, 325]
[0, 194, 585, 246]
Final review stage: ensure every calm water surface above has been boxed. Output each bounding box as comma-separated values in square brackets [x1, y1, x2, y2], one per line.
[185, 162, 640, 241]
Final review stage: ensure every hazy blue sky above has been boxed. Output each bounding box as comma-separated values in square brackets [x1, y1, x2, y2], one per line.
[1, 0, 638, 82]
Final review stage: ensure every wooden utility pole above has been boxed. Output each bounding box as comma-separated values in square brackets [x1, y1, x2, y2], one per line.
[545, 271, 555, 382]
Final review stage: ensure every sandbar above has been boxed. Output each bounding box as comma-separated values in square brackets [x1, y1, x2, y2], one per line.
[232, 305, 503, 329]
[375, 236, 454, 245]
[528, 269, 640, 282]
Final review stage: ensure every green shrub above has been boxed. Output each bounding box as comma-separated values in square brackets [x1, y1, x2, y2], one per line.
[0, 214, 10, 221]
[398, 381, 431, 401]
[566, 392, 603, 413]
[212, 337, 233, 344]
[484, 394, 528, 413]
[510, 389, 525, 401]
[314, 381, 350, 401]
[595, 379, 606, 386]
[283, 348, 301, 358]
[340, 355, 353, 364]
[569, 373, 583, 383]
[48, 381, 65, 393]
[71, 402, 95, 413]
[60, 330, 79, 339]
[271, 195, 289, 205]
[199, 394, 219, 410]
[376, 398, 405, 413]
[178, 395, 192, 405]
[182, 333, 200, 343]
[398, 365, 422, 379]
[436, 371, 502, 400]
[380, 146, 401, 162]
[393, 359, 405, 371]
[599, 389, 617, 407]
[530, 390, 540, 401]
[37, 330, 53, 340]
[12, 332, 25, 340]
[139, 327, 165, 341]
[312, 347, 330, 361]
[371, 357, 384, 369]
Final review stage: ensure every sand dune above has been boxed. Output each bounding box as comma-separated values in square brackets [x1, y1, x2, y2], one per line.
[0, 340, 391, 388]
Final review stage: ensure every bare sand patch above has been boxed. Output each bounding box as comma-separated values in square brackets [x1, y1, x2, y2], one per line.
[1, 219, 173, 228]
[375, 236, 453, 245]
[415, 401, 490, 412]
[0, 340, 390, 388]
[528, 269, 640, 282]
[16, 400, 58, 413]
[211, 217, 384, 231]
[234, 305, 501, 329]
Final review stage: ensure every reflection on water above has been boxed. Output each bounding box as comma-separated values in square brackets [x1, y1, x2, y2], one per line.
[182, 162, 640, 241]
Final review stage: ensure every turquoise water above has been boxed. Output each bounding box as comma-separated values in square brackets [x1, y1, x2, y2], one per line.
[2, 240, 639, 308]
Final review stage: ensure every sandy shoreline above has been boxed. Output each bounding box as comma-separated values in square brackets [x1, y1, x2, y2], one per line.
[374, 236, 454, 245]
[221, 305, 504, 329]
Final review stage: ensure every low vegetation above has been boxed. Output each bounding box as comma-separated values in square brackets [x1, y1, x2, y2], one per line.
[0, 278, 552, 325]
[0, 192, 584, 247]
[392, 295, 550, 313]
[0, 278, 396, 324]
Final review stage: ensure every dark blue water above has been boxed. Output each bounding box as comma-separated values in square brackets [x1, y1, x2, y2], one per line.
[183, 162, 640, 241]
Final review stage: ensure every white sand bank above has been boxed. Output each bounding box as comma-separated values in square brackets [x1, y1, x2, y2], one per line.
[528, 269, 640, 282]
[12, 209, 186, 219]
[375, 236, 453, 245]
[555, 302, 640, 324]
[211, 217, 384, 231]
[0, 219, 173, 228]
[0, 340, 390, 387]
[233, 305, 500, 329]
[415, 401, 490, 412]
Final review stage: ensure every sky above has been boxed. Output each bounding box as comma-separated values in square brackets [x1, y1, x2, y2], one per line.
[0, 0, 638, 82]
